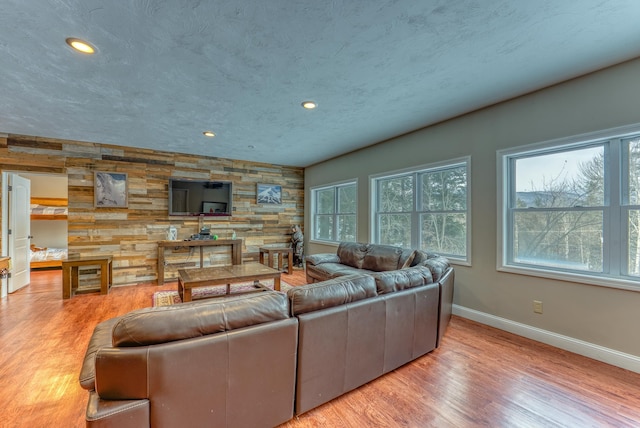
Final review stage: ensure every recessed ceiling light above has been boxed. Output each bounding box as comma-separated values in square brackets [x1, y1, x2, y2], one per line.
[65, 38, 96, 54]
[301, 101, 317, 109]
[203, 131, 216, 137]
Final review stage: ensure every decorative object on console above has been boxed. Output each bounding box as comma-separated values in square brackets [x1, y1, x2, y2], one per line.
[257, 183, 282, 204]
[94, 171, 128, 208]
[167, 226, 177, 241]
[291, 224, 304, 267]
[190, 226, 215, 240]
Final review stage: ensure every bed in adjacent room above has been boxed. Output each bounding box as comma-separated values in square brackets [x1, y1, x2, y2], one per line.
[29, 197, 68, 269]
[30, 245, 68, 269]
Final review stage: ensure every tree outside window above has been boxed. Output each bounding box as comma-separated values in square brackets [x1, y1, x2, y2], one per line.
[503, 131, 640, 284]
[312, 182, 357, 243]
[373, 159, 469, 261]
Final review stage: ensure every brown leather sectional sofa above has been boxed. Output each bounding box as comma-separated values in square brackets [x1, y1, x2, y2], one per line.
[79, 243, 454, 427]
[305, 242, 454, 346]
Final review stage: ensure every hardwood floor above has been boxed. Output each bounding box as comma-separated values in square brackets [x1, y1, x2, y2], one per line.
[2, 269, 640, 427]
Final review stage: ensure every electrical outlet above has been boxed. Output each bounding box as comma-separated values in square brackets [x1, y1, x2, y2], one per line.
[533, 300, 543, 314]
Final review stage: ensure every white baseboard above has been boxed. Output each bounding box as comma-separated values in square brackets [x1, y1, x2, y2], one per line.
[453, 304, 640, 374]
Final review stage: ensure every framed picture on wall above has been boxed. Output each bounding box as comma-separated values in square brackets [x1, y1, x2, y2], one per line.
[257, 183, 282, 204]
[94, 171, 128, 208]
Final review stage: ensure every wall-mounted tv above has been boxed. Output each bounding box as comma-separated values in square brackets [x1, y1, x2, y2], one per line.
[168, 178, 233, 216]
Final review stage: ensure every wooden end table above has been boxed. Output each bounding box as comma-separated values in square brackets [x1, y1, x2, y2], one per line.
[259, 247, 293, 275]
[62, 256, 113, 299]
[177, 263, 281, 302]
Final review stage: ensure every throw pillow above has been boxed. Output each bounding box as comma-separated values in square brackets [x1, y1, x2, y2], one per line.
[399, 249, 417, 269]
[362, 244, 403, 272]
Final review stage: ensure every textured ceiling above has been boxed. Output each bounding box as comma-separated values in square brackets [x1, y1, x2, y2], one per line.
[2, 1, 640, 167]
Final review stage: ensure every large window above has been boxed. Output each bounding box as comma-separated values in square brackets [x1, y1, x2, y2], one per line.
[372, 158, 470, 262]
[311, 181, 357, 243]
[500, 127, 640, 288]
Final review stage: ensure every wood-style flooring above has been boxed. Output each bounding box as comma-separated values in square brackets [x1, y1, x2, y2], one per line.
[1, 269, 640, 427]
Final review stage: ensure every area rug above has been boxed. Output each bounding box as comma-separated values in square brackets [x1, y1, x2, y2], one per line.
[152, 279, 294, 307]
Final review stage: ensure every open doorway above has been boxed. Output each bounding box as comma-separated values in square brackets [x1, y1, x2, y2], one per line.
[1, 172, 68, 297]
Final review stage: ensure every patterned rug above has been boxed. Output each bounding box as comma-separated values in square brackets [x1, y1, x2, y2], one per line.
[152, 279, 294, 307]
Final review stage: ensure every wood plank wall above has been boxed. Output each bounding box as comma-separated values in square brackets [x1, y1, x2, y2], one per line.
[0, 134, 304, 285]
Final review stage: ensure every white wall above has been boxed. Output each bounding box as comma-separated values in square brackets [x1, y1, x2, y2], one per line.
[31, 221, 67, 248]
[305, 57, 640, 365]
[25, 174, 67, 199]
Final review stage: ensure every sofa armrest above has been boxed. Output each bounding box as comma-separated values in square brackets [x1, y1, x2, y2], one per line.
[86, 391, 149, 428]
[305, 253, 340, 266]
[79, 317, 121, 391]
[436, 267, 455, 347]
[95, 347, 150, 399]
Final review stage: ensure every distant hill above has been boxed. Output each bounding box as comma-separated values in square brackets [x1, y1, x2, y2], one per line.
[516, 191, 582, 207]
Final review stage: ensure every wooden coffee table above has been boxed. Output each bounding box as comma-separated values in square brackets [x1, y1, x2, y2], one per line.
[177, 263, 281, 302]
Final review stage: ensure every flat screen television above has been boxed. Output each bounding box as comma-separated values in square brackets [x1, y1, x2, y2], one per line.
[168, 178, 233, 216]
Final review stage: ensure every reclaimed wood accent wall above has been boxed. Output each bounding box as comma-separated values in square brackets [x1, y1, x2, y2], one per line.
[0, 134, 304, 285]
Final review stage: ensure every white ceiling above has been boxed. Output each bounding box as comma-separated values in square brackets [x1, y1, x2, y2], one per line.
[2, 1, 640, 167]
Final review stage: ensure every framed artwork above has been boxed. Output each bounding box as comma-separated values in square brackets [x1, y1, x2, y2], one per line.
[94, 171, 128, 208]
[257, 183, 282, 204]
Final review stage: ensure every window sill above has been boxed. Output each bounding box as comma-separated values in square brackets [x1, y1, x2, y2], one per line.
[498, 264, 640, 292]
[309, 239, 341, 247]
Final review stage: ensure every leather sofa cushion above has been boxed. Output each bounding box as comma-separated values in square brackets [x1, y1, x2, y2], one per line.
[112, 291, 289, 347]
[412, 251, 451, 282]
[305, 253, 340, 266]
[369, 266, 433, 294]
[337, 242, 368, 269]
[362, 244, 403, 272]
[287, 274, 377, 315]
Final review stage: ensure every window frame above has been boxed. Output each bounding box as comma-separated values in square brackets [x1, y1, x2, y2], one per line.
[370, 156, 471, 265]
[310, 179, 357, 244]
[497, 123, 640, 291]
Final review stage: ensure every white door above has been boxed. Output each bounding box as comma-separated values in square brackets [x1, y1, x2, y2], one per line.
[8, 173, 31, 293]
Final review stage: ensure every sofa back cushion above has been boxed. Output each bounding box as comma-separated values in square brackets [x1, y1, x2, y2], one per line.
[111, 291, 289, 347]
[337, 242, 369, 269]
[361, 244, 403, 272]
[412, 251, 451, 282]
[287, 274, 377, 315]
[370, 266, 433, 294]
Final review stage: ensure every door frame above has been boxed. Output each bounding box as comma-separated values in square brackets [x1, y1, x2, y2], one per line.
[1, 170, 69, 298]
[1, 173, 8, 298]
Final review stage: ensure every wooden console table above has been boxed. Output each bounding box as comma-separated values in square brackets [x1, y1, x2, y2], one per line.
[62, 256, 113, 299]
[157, 239, 242, 285]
